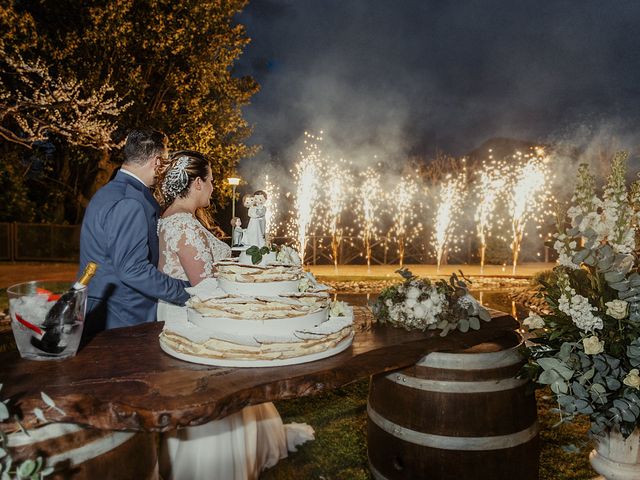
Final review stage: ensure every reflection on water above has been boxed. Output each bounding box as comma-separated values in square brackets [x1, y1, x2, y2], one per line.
[337, 289, 528, 322]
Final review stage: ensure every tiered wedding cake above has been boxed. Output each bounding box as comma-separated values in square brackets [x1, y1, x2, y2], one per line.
[159, 246, 354, 367]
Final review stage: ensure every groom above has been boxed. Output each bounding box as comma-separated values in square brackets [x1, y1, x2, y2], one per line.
[79, 129, 190, 334]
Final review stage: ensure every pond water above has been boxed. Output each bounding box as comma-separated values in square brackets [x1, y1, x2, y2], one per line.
[337, 289, 529, 323]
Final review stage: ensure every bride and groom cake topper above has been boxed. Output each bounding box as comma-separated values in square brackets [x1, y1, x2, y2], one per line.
[231, 190, 268, 247]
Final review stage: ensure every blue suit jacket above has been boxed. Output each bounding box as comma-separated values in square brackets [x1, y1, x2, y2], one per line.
[79, 170, 190, 331]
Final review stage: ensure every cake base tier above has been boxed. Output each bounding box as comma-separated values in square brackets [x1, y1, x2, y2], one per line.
[159, 333, 354, 368]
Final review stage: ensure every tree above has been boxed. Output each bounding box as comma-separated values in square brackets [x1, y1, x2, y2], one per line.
[0, 0, 258, 223]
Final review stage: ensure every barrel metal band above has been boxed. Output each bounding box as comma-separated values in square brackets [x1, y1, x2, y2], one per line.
[388, 372, 527, 393]
[367, 403, 539, 450]
[368, 459, 390, 480]
[417, 346, 523, 370]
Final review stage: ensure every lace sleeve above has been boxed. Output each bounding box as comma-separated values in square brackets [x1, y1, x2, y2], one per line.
[175, 232, 213, 285]
[160, 214, 217, 285]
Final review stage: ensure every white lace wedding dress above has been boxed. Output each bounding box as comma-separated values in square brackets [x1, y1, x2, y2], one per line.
[156, 213, 312, 480]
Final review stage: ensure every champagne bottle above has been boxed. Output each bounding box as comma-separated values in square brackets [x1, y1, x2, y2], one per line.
[31, 262, 98, 354]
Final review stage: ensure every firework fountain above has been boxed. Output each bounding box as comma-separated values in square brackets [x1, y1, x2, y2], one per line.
[263, 174, 280, 241]
[324, 159, 352, 269]
[432, 170, 467, 272]
[474, 160, 508, 274]
[508, 149, 553, 275]
[358, 167, 383, 269]
[291, 132, 324, 264]
[389, 174, 420, 267]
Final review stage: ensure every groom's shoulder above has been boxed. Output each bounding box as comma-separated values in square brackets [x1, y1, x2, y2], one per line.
[88, 179, 150, 213]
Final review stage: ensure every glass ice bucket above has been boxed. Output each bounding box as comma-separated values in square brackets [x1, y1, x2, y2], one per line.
[8, 280, 88, 360]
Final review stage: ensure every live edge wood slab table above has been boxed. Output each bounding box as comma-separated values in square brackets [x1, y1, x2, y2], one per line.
[1, 306, 518, 433]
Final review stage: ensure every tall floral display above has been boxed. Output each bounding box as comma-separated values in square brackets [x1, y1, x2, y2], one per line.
[525, 152, 640, 443]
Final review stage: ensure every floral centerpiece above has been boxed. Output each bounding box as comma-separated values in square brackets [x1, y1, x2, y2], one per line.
[524, 152, 640, 439]
[371, 269, 491, 335]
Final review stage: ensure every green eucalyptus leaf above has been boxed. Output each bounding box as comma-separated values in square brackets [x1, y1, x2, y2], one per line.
[17, 459, 37, 478]
[551, 380, 569, 394]
[605, 377, 622, 390]
[0, 403, 8, 422]
[468, 317, 480, 330]
[458, 319, 469, 333]
[478, 308, 491, 322]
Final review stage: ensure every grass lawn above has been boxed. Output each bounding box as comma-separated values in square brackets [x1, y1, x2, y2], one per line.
[262, 380, 595, 480]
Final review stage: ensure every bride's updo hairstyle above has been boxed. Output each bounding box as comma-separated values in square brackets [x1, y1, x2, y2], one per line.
[155, 150, 209, 208]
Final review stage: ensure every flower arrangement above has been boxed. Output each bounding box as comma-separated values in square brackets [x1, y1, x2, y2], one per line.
[524, 152, 640, 438]
[371, 269, 491, 335]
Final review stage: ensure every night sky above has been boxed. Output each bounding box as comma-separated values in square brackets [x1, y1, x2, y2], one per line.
[236, 0, 640, 176]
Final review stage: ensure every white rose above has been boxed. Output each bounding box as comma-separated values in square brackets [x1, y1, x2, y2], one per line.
[624, 369, 640, 390]
[582, 335, 604, 355]
[412, 303, 427, 319]
[330, 301, 347, 317]
[522, 312, 545, 330]
[406, 287, 421, 300]
[605, 300, 628, 320]
[405, 298, 417, 309]
[385, 299, 393, 307]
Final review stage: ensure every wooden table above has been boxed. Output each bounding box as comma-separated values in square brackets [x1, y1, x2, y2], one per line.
[1, 306, 518, 433]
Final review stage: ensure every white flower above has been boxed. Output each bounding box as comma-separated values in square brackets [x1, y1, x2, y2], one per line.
[412, 303, 427, 319]
[298, 277, 310, 292]
[404, 298, 417, 309]
[558, 291, 603, 332]
[385, 299, 393, 307]
[523, 312, 545, 330]
[624, 369, 640, 390]
[276, 246, 301, 265]
[605, 300, 628, 320]
[406, 287, 421, 300]
[330, 301, 347, 317]
[582, 335, 604, 355]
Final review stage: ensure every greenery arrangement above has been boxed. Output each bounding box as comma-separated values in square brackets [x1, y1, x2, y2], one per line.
[524, 152, 640, 438]
[371, 269, 491, 335]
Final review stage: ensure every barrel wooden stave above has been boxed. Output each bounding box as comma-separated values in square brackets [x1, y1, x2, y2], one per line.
[367, 331, 539, 480]
[368, 420, 539, 480]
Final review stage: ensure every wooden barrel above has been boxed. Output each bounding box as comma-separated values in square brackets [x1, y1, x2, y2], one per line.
[367, 330, 539, 480]
[8, 423, 158, 479]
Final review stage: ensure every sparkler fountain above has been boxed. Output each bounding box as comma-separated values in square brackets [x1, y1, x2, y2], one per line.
[358, 167, 383, 270]
[432, 171, 466, 273]
[390, 175, 420, 267]
[263, 174, 280, 241]
[291, 132, 324, 264]
[508, 150, 553, 275]
[324, 159, 352, 269]
[474, 161, 507, 274]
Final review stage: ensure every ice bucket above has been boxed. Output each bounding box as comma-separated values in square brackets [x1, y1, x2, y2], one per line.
[8, 280, 87, 360]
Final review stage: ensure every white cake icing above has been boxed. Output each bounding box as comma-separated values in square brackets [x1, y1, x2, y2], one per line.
[238, 250, 277, 266]
[159, 254, 354, 366]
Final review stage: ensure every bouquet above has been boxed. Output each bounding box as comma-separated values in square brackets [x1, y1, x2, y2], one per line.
[371, 269, 491, 336]
[524, 152, 640, 438]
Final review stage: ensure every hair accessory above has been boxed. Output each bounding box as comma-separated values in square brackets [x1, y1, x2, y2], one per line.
[162, 156, 190, 202]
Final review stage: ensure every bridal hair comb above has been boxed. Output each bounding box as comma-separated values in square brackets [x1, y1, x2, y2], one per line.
[162, 155, 190, 202]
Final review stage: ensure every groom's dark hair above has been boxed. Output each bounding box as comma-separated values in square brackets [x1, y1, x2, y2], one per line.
[123, 129, 168, 166]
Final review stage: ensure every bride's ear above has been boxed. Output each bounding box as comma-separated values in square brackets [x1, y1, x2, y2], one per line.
[194, 177, 203, 190]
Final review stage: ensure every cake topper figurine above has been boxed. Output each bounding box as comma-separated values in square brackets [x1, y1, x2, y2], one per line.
[231, 217, 244, 246]
[240, 193, 266, 247]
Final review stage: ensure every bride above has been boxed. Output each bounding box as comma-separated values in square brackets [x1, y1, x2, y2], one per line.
[154, 151, 310, 480]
